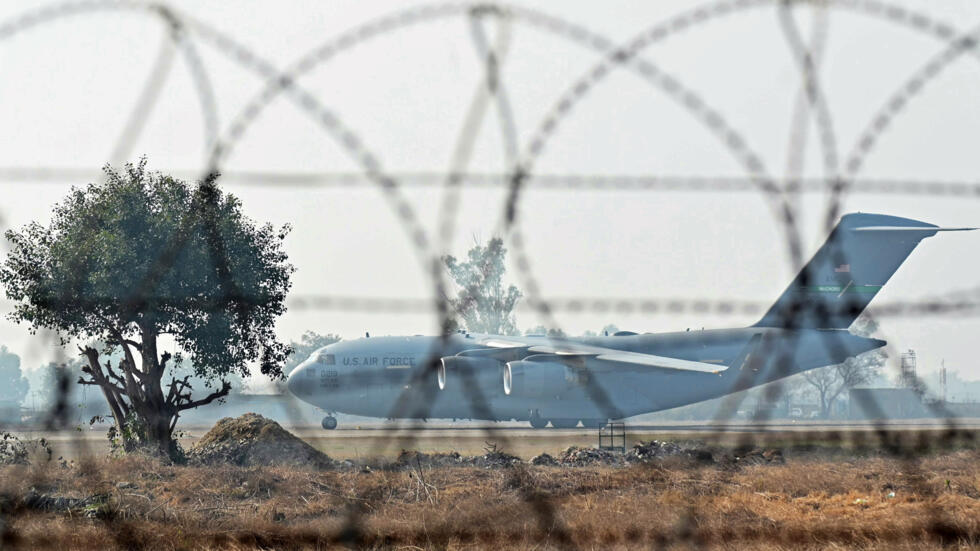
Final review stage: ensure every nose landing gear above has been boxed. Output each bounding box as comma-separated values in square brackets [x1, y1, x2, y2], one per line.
[321, 416, 338, 430]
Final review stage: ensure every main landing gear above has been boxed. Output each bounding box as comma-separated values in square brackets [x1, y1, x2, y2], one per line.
[549, 419, 579, 429]
[526, 413, 610, 429]
[321, 415, 338, 430]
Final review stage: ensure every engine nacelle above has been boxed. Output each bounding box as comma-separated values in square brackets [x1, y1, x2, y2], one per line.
[503, 360, 575, 398]
[438, 356, 503, 395]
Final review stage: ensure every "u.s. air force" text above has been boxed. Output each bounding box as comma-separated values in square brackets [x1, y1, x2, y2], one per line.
[342, 356, 416, 367]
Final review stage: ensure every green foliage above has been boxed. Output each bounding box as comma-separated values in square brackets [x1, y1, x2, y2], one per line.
[1, 159, 294, 382]
[103, 410, 185, 461]
[105, 411, 144, 452]
[0, 345, 28, 405]
[524, 325, 566, 337]
[443, 238, 522, 335]
[0, 159, 294, 457]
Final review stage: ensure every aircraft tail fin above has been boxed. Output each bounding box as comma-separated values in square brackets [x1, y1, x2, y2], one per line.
[754, 213, 974, 330]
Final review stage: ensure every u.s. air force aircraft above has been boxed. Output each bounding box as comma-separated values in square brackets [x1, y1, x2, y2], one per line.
[287, 213, 974, 429]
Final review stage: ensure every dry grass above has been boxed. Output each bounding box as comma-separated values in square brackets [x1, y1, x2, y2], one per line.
[2, 451, 980, 550]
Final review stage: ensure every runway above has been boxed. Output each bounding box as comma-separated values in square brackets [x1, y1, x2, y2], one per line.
[13, 418, 979, 461]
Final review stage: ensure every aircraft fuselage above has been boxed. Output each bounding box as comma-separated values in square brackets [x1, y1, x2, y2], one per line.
[286, 328, 883, 423]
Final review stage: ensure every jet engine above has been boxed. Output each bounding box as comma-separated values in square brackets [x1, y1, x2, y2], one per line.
[438, 356, 503, 396]
[503, 360, 576, 399]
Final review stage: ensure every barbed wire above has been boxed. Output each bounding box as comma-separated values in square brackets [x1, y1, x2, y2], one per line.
[3, 167, 980, 197]
[0, 0, 978, 549]
[280, 293, 980, 317]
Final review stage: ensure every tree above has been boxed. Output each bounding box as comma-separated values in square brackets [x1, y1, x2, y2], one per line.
[524, 325, 565, 337]
[0, 346, 28, 406]
[0, 160, 294, 458]
[443, 237, 522, 335]
[803, 318, 886, 418]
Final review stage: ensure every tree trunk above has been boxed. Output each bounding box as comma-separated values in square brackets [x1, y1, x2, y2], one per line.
[137, 324, 177, 457]
[143, 406, 176, 458]
[79, 326, 229, 461]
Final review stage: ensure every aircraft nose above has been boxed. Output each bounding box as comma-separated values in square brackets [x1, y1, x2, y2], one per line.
[287, 363, 307, 396]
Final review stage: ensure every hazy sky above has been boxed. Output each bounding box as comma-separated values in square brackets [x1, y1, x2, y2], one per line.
[0, 0, 977, 387]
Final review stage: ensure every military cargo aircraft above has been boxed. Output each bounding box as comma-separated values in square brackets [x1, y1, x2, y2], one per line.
[287, 213, 974, 429]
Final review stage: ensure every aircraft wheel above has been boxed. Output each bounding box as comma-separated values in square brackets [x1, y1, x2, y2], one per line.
[321, 416, 338, 430]
[581, 419, 607, 429]
[528, 412, 548, 429]
[549, 419, 580, 429]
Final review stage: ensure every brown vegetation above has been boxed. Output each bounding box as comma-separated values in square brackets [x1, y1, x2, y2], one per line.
[2, 447, 980, 549]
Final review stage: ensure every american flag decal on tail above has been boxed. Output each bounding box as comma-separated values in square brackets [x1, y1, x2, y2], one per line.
[834, 264, 850, 273]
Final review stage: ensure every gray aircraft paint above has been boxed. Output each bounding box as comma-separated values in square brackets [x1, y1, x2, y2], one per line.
[287, 213, 973, 427]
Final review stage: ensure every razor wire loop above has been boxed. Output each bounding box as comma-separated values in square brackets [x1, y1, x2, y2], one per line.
[178, 11, 511, 542]
[712, 0, 830, 428]
[180, 4, 578, 541]
[434, 5, 519, 256]
[502, 0, 805, 281]
[778, 1, 834, 216]
[172, 0, 756, 497]
[0, 1, 220, 164]
[827, 23, 980, 230]
[499, 0, 980, 334]
[495, 2, 980, 500]
[806, 14, 980, 444]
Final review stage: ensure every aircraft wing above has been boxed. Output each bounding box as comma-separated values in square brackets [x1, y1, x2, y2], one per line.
[472, 336, 727, 374]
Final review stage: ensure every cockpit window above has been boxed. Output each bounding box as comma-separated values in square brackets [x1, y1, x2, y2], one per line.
[318, 353, 336, 365]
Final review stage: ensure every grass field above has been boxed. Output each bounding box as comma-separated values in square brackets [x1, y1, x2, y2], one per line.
[2, 445, 980, 549]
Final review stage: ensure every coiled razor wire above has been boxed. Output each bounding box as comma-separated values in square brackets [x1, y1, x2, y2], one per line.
[0, 1, 978, 548]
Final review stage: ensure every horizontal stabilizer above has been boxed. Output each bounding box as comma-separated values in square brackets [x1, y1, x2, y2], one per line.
[852, 226, 976, 232]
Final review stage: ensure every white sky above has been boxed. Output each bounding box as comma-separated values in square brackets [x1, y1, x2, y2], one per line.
[0, 0, 977, 385]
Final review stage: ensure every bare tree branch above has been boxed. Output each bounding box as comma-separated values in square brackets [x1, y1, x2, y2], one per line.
[175, 380, 231, 412]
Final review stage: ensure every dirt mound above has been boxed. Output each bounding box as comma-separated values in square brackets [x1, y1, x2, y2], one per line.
[394, 448, 522, 469]
[627, 440, 714, 464]
[554, 441, 717, 467]
[720, 447, 785, 467]
[558, 446, 624, 466]
[188, 413, 333, 468]
[1, 432, 53, 465]
[528, 453, 558, 466]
